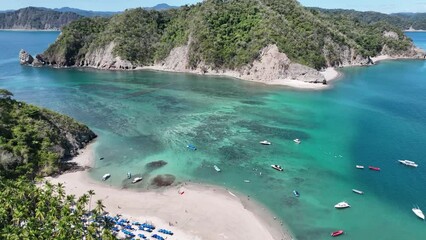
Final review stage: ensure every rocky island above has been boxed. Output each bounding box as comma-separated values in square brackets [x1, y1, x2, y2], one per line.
[20, 0, 425, 86]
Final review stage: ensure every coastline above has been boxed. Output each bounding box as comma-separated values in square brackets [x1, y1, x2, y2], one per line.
[404, 29, 426, 32]
[370, 54, 425, 63]
[23, 51, 424, 91]
[140, 65, 341, 90]
[0, 29, 60, 32]
[45, 143, 293, 240]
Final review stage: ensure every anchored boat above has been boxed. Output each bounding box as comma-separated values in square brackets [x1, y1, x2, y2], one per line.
[187, 144, 197, 151]
[214, 165, 221, 172]
[331, 230, 344, 237]
[293, 138, 301, 144]
[271, 164, 283, 171]
[398, 160, 418, 167]
[132, 177, 143, 184]
[102, 173, 111, 181]
[334, 201, 350, 209]
[260, 140, 271, 145]
[352, 189, 364, 195]
[293, 190, 300, 197]
[412, 207, 425, 220]
[369, 166, 380, 171]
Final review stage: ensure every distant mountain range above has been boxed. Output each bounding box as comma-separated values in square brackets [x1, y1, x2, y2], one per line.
[53, 7, 119, 17]
[310, 8, 426, 30]
[53, 3, 178, 17]
[0, 4, 178, 30]
[0, 7, 81, 30]
[145, 3, 179, 11]
[1, 4, 426, 31]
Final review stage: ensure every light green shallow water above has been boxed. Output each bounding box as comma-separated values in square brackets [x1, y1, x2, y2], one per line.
[2, 31, 426, 239]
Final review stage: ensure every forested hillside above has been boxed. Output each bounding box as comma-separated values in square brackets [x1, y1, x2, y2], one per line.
[0, 89, 96, 179]
[311, 8, 426, 30]
[0, 7, 82, 30]
[392, 12, 426, 30]
[0, 89, 110, 239]
[36, 0, 418, 73]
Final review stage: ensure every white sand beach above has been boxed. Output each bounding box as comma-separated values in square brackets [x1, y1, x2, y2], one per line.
[45, 143, 293, 240]
[141, 65, 340, 90]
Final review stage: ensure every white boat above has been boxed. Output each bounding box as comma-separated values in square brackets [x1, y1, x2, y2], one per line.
[293, 139, 301, 144]
[334, 201, 350, 209]
[102, 173, 111, 181]
[398, 160, 418, 167]
[271, 164, 283, 171]
[352, 189, 364, 195]
[244, 180, 251, 183]
[214, 165, 221, 172]
[412, 207, 425, 220]
[260, 140, 271, 145]
[356, 165, 364, 169]
[132, 177, 143, 184]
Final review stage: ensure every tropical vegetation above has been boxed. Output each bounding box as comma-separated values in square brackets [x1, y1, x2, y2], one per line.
[41, 0, 415, 71]
[0, 90, 114, 239]
[0, 178, 114, 239]
[0, 90, 96, 179]
[311, 8, 426, 31]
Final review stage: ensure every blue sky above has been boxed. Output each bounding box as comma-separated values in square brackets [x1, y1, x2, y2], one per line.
[0, 0, 425, 13]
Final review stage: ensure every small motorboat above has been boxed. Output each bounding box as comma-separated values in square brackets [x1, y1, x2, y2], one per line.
[244, 180, 251, 183]
[331, 230, 344, 237]
[260, 140, 271, 145]
[334, 201, 350, 209]
[398, 160, 418, 167]
[187, 144, 197, 151]
[293, 138, 301, 144]
[214, 165, 221, 172]
[412, 207, 425, 220]
[127, 172, 132, 179]
[132, 177, 143, 184]
[369, 166, 380, 171]
[271, 164, 283, 171]
[293, 190, 300, 197]
[102, 173, 111, 181]
[356, 165, 364, 169]
[352, 189, 364, 195]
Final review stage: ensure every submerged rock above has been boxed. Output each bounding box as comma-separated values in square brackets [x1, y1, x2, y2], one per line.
[145, 160, 168, 170]
[150, 174, 175, 187]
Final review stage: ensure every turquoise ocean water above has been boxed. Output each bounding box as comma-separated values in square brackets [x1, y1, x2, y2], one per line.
[1, 30, 426, 239]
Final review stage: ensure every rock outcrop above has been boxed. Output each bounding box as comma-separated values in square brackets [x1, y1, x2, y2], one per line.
[237, 45, 324, 83]
[156, 44, 325, 84]
[19, 49, 34, 65]
[80, 42, 135, 70]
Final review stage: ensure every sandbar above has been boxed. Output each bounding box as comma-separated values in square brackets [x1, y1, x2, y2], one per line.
[45, 143, 293, 240]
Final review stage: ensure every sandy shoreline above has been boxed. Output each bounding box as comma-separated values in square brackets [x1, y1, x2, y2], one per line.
[139, 65, 342, 90]
[45, 143, 293, 240]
